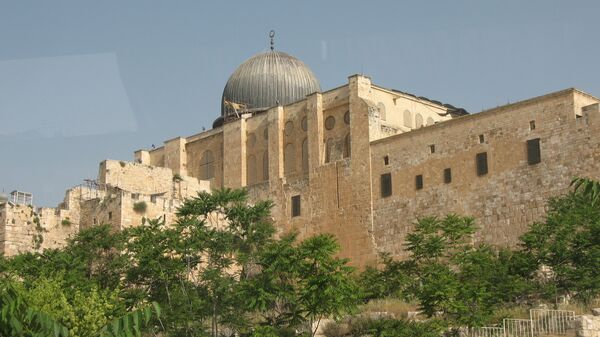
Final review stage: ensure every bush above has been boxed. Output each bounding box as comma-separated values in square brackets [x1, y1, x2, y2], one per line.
[133, 201, 147, 213]
[61, 218, 71, 226]
[348, 318, 446, 337]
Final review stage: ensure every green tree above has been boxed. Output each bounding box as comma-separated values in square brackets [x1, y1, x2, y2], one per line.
[0, 278, 160, 337]
[363, 215, 533, 327]
[243, 233, 359, 337]
[124, 188, 276, 336]
[521, 181, 600, 304]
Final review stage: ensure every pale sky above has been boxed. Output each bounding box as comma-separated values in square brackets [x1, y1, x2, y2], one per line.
[1, 0, 599, 206]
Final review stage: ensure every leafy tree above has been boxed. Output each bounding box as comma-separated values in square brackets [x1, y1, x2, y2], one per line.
[243, 233, 359, 337]
[124, 188, 276, 336]
[521, 182, 600, 304]
[361, 215, 534, 327]
[0, 280, 69, 337]
[0, 278, 160, 337]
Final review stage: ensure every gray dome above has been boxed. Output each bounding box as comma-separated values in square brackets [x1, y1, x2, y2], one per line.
[221, 51, 321, 116]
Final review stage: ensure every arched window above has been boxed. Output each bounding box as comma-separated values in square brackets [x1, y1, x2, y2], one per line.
[325, 138, 334, 163]
[377, 102, 386, 121]
[403, 110, 412, 128]
[426, 117, 435, 126]
[200, 150, 214, 180]
[262, 151, 269, 181]
[246, 154, 256, 185]
[284, 143, 296, 175]
[415, 113, 423, 128]
[302, 138, 309, 172]
[343, 133, 351, 158]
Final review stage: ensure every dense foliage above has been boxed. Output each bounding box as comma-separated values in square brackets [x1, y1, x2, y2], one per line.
[1, 178, 599, 336]
[357, 177, 600, 329]
[1, 189, 357, 337]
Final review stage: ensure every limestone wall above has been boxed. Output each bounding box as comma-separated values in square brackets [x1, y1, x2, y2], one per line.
[124, 75, 600, 268]
[370, 89, 600, 258]
[368, 85, 452, 141]
[576, 310, 600, 337]
[0, 202, 79, 256]
[185, 128, 224, 188]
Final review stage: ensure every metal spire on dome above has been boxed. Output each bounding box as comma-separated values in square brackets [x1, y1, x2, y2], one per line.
[269, 30, 275, 51]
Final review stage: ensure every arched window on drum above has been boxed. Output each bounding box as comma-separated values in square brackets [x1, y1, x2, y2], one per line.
[284, 143, 296, 175]
[343, 133, 351, 158]
[302, 138, 309, 172]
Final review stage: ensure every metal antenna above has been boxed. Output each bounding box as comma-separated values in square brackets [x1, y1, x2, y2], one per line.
[269, 30, 275, 51]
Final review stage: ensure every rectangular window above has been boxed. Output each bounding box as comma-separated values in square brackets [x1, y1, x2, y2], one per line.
[380, 173, 392, 197]
[415, 174, 423, 190]
[291, 195, 301, 217]
[527, 138, 541, 165]
[384, 155, 389, 166]
[476, 152, 488, 176]
[529, 120, 536, 130]
[429, 145, 435, 154]
[444, 168, 452, 184]
[108, 212, 112, 220]
[479, 134, 485, 144]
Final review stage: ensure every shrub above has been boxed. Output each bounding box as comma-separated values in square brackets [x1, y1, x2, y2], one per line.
[61, 218, 71, 226]
[172, 173, 183, 182]
[133, 201, 147, 213]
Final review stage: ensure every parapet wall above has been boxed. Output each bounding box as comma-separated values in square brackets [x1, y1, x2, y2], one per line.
[0, 202, 79, 256]
[370, 89, 600, 258]
[1, 160, 210, 256]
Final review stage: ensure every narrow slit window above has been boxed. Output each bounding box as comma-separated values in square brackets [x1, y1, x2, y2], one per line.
[384, 155, 389, 166]
[291, 195, 301, 217]
[381, 173, 392, 197]
[444, 168, 452, 184]
[476, 152, 488, 176]
[529, 120, 536, 130]
[527, 138, 541, 165]
[416, 174, 423, 190]
[479, 134, 485, 144]
[429, 145, 435, 154]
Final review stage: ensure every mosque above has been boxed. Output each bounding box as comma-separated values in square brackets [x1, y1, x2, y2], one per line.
[1, 35, 600, 266]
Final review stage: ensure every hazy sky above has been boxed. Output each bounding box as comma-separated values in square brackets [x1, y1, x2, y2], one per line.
[1, 0, 599, 206]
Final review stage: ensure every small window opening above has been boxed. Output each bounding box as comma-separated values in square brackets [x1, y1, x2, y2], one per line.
[476, 152, 488, 176]
[415, 175, 423, 190]
[527, 138, 541, 165]
[384, 155, 389, 166]
[291, 195, 301, 217]
[93, 218, 97, 225]
[108, 212, 112, 220]
[529, 120, 536, 130]
[479, 134, 485, 144]
[381, 173, 392, 197]
[444, 168, 452, 184]
[429, 145, 435, 154]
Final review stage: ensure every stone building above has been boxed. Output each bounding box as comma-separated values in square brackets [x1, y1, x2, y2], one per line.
[2, 46, 599, 267]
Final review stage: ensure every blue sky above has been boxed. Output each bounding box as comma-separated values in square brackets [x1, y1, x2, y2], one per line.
[1, 0, 599, 206]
